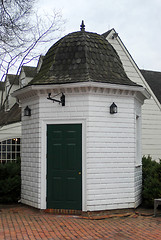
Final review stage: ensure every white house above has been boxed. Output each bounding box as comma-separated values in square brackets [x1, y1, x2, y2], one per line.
[103, 29, 161, 160]
[4, 74, 19, 110]
[13, 24, 149, 211]
[0, 75, 21, 163]
[0, 59, 45, 163]
[19, 66, 37, 88]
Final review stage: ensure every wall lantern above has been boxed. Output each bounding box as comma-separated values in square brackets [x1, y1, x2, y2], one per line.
[24, 106, 31, 116]
[47, 92, 65, 106]
[110, 102, 117, 114]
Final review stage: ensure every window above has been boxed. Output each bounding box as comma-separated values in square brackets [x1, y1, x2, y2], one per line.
[0, 138, 21, 163]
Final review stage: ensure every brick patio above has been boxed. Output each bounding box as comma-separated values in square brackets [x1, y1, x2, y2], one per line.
[0, 204, 161, 239]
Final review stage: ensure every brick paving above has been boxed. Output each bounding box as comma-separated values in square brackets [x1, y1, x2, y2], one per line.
[0, 204, 161, 240]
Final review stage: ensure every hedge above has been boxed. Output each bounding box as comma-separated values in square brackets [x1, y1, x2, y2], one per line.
[1, 155, 161, 207]
[142, 156, 161, 208]
[0, 159, 21, 203]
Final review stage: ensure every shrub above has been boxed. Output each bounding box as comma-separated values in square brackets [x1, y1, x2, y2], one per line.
[142, 156, 161, 208]
[0, 159, 21, 203]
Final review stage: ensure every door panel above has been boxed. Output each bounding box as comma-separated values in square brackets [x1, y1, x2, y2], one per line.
[47, 124, 82, 210]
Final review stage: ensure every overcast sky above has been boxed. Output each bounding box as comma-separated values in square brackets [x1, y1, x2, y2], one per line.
[37, 0, 161, 71]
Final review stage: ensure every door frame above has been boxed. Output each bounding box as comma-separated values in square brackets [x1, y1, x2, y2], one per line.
[40, 118, 87, 211]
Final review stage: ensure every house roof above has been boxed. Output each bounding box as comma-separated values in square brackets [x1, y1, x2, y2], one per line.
[0, 81, 5, 90]
[0, 103, 21, 126]
[22, 66, 37, 78]
[6, 74, 19, 85]
[29, 29, 139, 87]
[141, 70, 161, 103]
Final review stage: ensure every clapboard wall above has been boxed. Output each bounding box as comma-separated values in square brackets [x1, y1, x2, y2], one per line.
[106, 30, 161, 160]
[20, 84, 143, 210]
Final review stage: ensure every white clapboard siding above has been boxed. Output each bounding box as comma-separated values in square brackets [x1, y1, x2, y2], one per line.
[85, 91, 137, 211]
[21, 96, 41, 208]
[106, 31, 161, 160]
[20, 85, 142, 210]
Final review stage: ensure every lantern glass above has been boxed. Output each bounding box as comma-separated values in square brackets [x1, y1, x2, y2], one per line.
[110, 102, 117, 114]
[24, 106, 31, 116]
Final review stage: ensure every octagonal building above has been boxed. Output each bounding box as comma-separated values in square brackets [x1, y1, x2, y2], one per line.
[13, 23, 149, 212]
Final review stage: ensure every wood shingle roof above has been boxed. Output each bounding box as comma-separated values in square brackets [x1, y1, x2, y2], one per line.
[29, 30, 139, 87]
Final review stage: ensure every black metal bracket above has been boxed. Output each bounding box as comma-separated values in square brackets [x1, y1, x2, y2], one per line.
[47, 93, 65, 106]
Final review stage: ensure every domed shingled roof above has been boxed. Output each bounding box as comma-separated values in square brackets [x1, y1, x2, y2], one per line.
[29, 24, 138, 87]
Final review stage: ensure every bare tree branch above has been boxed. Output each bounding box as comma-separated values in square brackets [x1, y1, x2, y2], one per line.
[0, 5, 65, 110]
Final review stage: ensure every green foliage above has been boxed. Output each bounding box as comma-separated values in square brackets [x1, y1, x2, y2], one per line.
[0, 159, 21, 203]
[142, 156, 161, 208]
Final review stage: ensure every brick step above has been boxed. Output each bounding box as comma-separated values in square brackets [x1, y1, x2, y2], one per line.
[44, 209, 82, 215]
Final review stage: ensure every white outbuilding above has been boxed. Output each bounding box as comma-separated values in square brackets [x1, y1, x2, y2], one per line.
[13, 24, 149, 212]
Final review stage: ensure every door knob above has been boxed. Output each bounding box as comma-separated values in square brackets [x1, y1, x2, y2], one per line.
[78, 171, 81, 175]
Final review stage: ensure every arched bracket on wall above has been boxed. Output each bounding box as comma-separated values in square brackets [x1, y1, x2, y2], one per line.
[47, 92, 65, 106]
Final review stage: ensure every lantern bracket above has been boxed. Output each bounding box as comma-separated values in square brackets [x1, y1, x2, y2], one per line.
[47, 92, 65, 106]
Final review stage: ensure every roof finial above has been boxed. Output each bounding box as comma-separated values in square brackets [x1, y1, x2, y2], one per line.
[80, 20, 85, 31]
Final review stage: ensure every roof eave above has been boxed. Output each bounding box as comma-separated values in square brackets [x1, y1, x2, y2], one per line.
[12, 81, 150, 100]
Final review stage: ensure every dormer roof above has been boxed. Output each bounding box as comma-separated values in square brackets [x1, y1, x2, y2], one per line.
[22, 66, 37, 78]
[6, 74, 19, 85]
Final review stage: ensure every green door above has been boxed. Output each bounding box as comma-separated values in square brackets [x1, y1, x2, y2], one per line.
[47, 124, 82, 210]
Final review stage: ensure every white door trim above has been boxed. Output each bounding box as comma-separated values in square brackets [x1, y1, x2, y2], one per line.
[40, 118, 87, 211]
